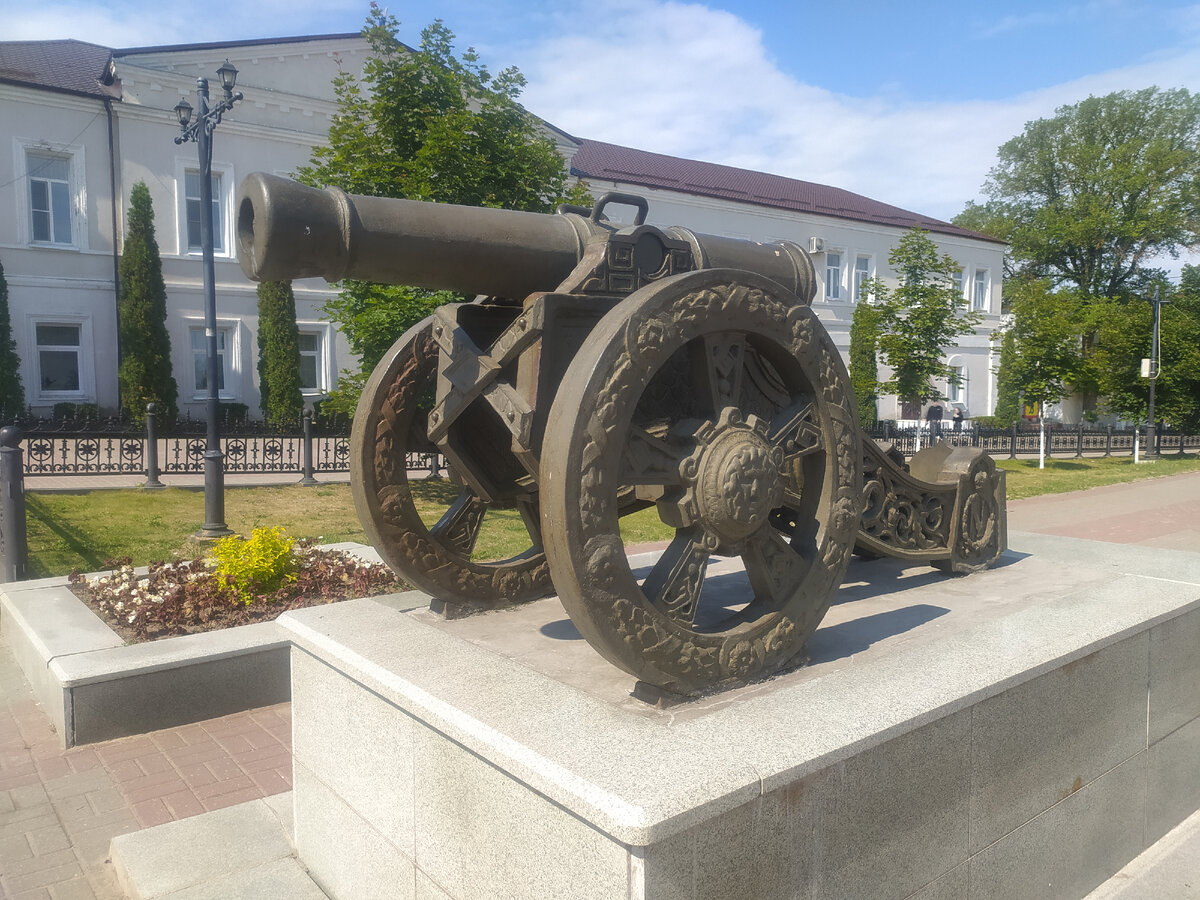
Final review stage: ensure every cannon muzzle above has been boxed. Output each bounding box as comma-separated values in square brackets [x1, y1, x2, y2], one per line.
[236, 173, 595, 298]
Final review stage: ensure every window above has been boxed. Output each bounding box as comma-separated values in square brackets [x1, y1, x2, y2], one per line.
[948, 365, 967, 404]
[854, 254, 873, 302]
[298, 331, 323, 392]
[825, 251, 844, 301]
[973, 269, 989, 311]
[36, 323, 81, 391]
[184, 171, 224, 253]
[30, 317, 93, 401]
[190, 327, 232, 396]
[27, 152, 72, 245]
[952, 269, 966, 307]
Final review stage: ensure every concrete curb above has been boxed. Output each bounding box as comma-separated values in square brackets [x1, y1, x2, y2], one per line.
[0, 544, 428, 748]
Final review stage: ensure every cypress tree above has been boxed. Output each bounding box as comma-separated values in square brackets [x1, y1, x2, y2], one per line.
[994, 329, 1020, 426]
[118, 182, 178, 424]
[849, 300, 880, 428]
[0, 256, 24, 421]
[256, 280, 304, 430]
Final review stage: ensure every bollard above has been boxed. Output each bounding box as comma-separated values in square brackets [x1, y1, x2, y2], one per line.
[1009, 421, 1018, 460]
[144, 403, 165, 489]
[1104, 425, 1112, 458]
[299, 410, 318, 485]
[0, 426, 29, 583]
[1075, 422, 1084, 458]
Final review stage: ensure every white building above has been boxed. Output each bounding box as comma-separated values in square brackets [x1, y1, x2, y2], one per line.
[566, 140, 1007, 423]
[1, 36, 1005, 424]
[0, 35, 367, 420]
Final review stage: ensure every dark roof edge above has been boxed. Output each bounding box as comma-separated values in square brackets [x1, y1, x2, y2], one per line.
[113, 33, 365, 56]
[0, 76, 119, 101]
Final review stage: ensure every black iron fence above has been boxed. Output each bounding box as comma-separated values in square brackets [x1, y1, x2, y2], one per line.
[16, 407, 443, 481]
[864, 421, 1200, 460]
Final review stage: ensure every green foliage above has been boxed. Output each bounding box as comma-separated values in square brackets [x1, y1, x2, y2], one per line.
[51, 402, 99, 422]
[255, 281, 305, 430]
[864, 230, 983, 405]
[296, 4, 581, 413]
[210, 526, 298, 604]
[0, 257, 25, 420]
[993, 330, 1020, 426]
[1085, 275, 1200, 430]
[964, 88, 1200, 300]
[996, 278, 1087, 412]
[848, 301, 880, 427]
[118, 182, 178, 425]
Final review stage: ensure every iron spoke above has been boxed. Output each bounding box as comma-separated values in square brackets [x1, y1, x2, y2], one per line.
[430, 491, 488, 558]
[641, 529, 711, 626]
[741, 527, 809, 611]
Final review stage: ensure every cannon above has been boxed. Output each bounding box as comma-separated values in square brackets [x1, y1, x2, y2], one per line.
[236, 173, 1006, 694]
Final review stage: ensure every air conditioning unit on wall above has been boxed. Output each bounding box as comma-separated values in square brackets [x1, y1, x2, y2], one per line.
[808, 237, 825, 254]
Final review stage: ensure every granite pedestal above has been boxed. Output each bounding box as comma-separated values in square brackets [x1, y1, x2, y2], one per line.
[279, 532, 1200, 900]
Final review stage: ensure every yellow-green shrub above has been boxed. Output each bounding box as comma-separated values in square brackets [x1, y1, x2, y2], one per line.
[210, 526, 297, 604]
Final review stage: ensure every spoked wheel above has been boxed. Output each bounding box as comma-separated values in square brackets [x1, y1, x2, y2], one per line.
[540, 270, 861, 693]
[351, 316, 552, 605]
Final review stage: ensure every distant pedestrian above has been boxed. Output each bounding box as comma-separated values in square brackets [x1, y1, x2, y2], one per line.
[925, 403, 944, 439]
[952, 408, 963, 432]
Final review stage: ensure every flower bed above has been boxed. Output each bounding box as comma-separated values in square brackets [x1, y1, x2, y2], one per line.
[69, 529, 403, 643]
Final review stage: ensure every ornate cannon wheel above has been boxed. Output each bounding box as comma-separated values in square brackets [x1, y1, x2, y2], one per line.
[540, 270, 861, 693]
[351, 316, 552, 605]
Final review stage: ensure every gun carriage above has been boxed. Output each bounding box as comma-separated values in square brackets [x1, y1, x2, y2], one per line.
[237, 173, 1006, 694]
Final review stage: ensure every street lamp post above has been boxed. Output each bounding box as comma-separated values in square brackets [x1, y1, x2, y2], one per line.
[174, 62, 242, 539]
[1142, 286, 1169, 461]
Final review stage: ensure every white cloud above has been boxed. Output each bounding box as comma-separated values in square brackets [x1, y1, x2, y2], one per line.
[517, 0, 1200, 224]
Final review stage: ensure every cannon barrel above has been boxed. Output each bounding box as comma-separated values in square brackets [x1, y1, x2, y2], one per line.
[236, 173, 816, 302]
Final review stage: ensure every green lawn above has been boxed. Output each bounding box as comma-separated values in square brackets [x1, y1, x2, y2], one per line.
[21, 453, 1200, 577]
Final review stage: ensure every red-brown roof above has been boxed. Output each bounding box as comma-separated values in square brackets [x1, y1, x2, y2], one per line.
[0, 39, 121, 99]
[570, 139, 1002, 245]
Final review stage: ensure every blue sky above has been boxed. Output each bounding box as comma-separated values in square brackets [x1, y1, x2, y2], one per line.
[7, 1, 1200, 235]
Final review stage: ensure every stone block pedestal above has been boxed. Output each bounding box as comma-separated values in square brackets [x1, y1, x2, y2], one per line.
[279, 533, 1200, 900]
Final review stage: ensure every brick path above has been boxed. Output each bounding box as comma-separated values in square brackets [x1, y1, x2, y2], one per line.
[0, 631, 292, 900]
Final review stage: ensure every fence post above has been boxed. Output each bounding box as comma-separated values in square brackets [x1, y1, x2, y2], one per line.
[299, 410, 318, 486]
[1104, 425, 1112, 458]
[972, 421, 980, 448]
[1009, 421, 1018, 460]
[1075, 422, 1084, 458]
[144, 403, 165, 490]
[429, 450, 442, 479]
[0, 427, 28, 583]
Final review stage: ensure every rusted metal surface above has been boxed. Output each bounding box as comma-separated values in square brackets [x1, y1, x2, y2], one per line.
[237, 174, 1007, 693]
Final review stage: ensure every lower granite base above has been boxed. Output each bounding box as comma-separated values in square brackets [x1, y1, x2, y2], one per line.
[279, 534, 1200, 900]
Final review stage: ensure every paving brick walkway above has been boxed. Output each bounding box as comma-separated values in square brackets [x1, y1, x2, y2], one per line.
[0, 631, 291, 900]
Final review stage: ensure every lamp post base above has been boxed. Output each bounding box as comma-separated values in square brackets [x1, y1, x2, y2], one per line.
[194, 450, 233, 540]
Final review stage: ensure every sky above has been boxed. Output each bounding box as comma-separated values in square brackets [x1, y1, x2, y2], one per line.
[6, 0, 1200, 236]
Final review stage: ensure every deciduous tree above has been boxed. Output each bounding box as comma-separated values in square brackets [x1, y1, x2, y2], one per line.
[256, 280, 305, 430]
[864, 230, 983, 408]
[959, 88, 1200, 300]
[996, 278, 1086, 419]
[297, 4, 586, 414]
[117, 182, 177, 424]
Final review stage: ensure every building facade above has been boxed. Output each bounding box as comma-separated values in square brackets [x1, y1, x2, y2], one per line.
[1, 36, 1005, 425]
[0, 35, 366, 421]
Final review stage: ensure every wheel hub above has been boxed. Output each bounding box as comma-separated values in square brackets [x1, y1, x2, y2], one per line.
[683, 409, 784, 546]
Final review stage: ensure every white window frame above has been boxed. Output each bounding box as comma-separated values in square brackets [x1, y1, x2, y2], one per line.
[175, 158, 235, 257]
[952, 268, 966, 308]
[184, 318, 239, 400]
[947, 358, 968, 406]
[295, 322, 334, 396]
[973, 268, 990, 312]
[14, 139, 88, 249]
[825, 250, 845, 302]
[853, 253, 874, 303]
[27, 315, 94, 403]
